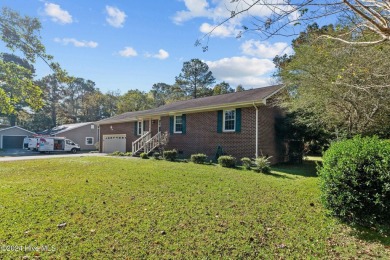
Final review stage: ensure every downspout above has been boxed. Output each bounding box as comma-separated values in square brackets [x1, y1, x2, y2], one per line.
[253, 102, 259, 158]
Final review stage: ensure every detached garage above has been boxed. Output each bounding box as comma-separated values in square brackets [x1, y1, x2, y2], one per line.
[102, 134, 126, 153]
[0, 126, 35, 149]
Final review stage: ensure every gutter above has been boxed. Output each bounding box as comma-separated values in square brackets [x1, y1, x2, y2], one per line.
[253, 102, 259, 158]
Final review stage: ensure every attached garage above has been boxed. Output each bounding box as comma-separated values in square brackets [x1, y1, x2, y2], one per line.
[102, 134, 126, 153]
[0, 126, 35, 149]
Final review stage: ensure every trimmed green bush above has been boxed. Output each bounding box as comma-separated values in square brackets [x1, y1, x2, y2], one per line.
[319, 136, 390, 229]
[191, 153, 207, 164]
[218, 155, 236, 168]
[152, 152, 160, 160]
[241, 157, 252, 170]
[254, 156, 271, 173]
[109, 151, 132, 157]
[163, 149, 177, 161]
[140, 152, 148, 159]
[110, 151, 125, 156]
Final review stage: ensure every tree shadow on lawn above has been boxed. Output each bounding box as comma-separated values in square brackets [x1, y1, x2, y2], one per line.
[271, 160, 319, 178]
[348, 224, 390, 246]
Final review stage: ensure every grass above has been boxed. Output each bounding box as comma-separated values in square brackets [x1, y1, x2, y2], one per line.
[0, 157, 388, 259]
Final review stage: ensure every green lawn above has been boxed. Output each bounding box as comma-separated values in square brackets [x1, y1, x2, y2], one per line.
[0, 157, 388, 259]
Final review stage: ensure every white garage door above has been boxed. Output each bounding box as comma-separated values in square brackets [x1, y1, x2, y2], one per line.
[102, 134, 126, 153]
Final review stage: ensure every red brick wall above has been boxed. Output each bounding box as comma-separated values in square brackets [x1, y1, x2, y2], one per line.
[99, 105, 287, 164]
[161, 105, 286, 164]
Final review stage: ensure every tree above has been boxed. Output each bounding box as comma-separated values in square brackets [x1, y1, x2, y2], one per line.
[213, 81, 234, 95]
[175, 59, 215, 98]
[235, 85, 245, 92]
[276, 25, 390, 139]
[0, 7, 68, 116]
[149, 83, 186, 107]
[197, 0, 390, 47]
[35, 74, 64, 128]
[62, 77, 97, 122]
[100, 90, 120, 118]
[0, 53, 40, 126]
[117, 89, 153, 113]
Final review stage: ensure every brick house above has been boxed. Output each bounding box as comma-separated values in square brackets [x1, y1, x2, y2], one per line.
[96, 85, 287, 164]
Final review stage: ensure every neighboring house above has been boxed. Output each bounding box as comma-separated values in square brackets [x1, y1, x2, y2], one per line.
[0, 126, 35, 149]
[40, 122, 98, 151]
[96, 85, 287, 164]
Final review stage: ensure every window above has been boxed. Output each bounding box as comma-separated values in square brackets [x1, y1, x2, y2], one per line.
[91, 124, 95, 129]
[223, 110, 235, 132]
[137, 121, 143, 136]
[86, 137, 94, 145]
[174, 115, 183, 133]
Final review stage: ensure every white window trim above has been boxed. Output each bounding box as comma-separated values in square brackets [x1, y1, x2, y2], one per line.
[174, 115, 183, 134]
[223, 109, 236, 132]
[85, 137, 94, 145]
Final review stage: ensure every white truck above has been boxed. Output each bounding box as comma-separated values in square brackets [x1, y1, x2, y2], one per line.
[38, 137, 80, 154]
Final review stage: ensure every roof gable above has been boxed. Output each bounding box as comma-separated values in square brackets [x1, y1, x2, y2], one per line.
[0, 126, 35, 134]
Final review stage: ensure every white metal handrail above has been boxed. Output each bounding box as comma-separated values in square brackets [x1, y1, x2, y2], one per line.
[132, 131, 151, 154]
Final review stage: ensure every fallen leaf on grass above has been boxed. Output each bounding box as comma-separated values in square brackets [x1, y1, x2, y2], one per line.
[57, 222, 67, 228]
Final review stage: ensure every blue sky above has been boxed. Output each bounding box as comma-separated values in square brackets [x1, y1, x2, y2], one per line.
[0, 0, 299, 94]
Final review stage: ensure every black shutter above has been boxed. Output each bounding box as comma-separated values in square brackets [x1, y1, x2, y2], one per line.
[134, 122, 138, 136]
[182, 114, 186, 134]
[217, 110, 223, 133]
[169, 116, 174, 134]
[235, 108, 241, 132]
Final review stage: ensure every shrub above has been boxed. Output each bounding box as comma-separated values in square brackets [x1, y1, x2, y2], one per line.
[218, 155, 236, 168]
[140, 152, 148, 159]
[191, 153, 207, 164]
[110, 151, 125, 156]
[152, 152, 160, 160]
[241, 157, 252, 170]
[163, 149, 177, 161]
[254, 156, 271, 173]
[319, 136, 390, 229]
[124, 152, 132, 157]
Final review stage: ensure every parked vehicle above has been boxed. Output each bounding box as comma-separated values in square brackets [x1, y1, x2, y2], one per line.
[38, 137, 80, 153]
[28, 137, 40, 151]
[23, 137, 30, 149]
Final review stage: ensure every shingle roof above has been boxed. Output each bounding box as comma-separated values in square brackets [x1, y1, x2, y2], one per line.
[40, 122, 94, 135]
[97, 84, 283, 124]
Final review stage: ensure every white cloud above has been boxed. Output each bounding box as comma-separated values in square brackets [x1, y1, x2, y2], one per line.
[199, 23, 238, 38]
[241, 40, 293, 59]
[173, 0, 211, 24]
[54, 38, 98, 48]
[119, 47, 138, 57]
[153, 49, 169, 60]
[206, 56, 275, 88]
[174, 0, 299, 38]
[44, 3, 73, 24]
[106, 6, 127, 28]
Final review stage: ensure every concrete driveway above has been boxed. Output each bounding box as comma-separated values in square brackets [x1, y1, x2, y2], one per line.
[0, 148, 36, 156]
[0, 149, 107, 162]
